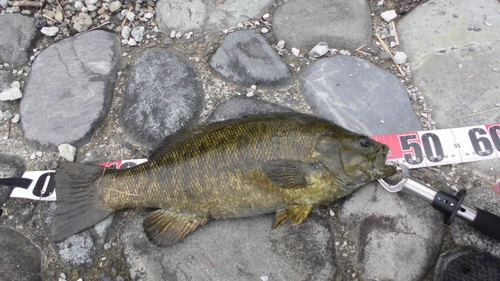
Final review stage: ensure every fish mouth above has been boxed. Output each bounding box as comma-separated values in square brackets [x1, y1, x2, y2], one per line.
[372, 145, 397, 177]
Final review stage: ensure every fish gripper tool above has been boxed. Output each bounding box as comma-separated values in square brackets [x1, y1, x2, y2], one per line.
[378, 163, 500, 242]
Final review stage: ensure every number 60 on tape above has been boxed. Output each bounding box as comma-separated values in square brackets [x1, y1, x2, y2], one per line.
[371, 123, 500, 169]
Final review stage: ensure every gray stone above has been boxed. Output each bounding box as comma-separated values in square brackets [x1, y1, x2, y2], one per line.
[131, 26, 144, 42]
[300, 55, 421, 135]
[337, 183, 444, 280]
[121, 48, 204, 148]
[272, 0, 372, 49]
[155, 0, 274, 33]
[121, 211, 335, 280]
[0, 228, 41, 281]
[398, 0, 500, 171]
[210, 30, 292, 87]
[0, 14, 39, 67]
[0, 153, 26, 205]
[73, 12, 93, 32]
[207, 96, 295, 123]
[20, 30, 121, 149]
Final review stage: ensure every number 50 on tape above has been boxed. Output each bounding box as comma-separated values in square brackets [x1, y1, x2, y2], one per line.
[371, 123, 500, 169]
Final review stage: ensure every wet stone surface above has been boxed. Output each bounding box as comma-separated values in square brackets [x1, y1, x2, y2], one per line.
[210, 30, 292, 87]
[300, 55, 421, 135]
[121, 211, 335, 280]
[20, 30, 121, 150]
[0, 227, 41, 281]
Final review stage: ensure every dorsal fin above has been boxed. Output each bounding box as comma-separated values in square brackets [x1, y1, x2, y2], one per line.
[148, 112, 311, 160]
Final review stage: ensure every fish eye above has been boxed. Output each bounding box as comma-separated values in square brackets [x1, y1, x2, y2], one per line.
[359, 137, 370, 147]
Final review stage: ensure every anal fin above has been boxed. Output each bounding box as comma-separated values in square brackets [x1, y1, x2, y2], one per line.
[272, 204, 313, 230]
[143, 210, 208, 246]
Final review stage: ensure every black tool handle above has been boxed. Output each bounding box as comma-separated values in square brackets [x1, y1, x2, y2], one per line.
[469, 208, 500, 241]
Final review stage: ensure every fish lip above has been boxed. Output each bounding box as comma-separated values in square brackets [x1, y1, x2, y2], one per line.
[372, 145, 396, 177]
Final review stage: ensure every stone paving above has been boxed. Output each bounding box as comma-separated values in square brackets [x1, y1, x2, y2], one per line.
[0, 0, 499, 280]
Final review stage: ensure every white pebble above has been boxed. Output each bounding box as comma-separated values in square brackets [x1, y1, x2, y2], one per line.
[381, 10, 397, 22]
[109, 1, 122, 12]
[41, 26, 59, 37]
[260, 27, 269, 34]
[127, 38, 137, 46]
[175, 32, 182, 38]
[262, 13, 269, 20]
[144, 12, 154, 19]
[35, 151, 43, 157]
[10, 81, 20, 88]
[74, 1, 84, 11]
[277, 40, 285, 49]
[170, 30, 176, 38]
[260, 276, 269, 281]
[309, 42, 329, 58]
[58, 143, 76, 162]
[393, 51, 407, 64]
[126, 11, 135, 21]
[121, 25, 131, 39]
[291, 47, 300, 57]
[0, 87, 22, 101]
[246, 92, 254, 97]
[11, 114, 20, 123]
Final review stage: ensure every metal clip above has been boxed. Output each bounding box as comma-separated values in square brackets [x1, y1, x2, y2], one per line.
[378, 163, 410, 193]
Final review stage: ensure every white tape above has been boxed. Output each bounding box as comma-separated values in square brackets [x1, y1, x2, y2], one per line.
[371, 122, 500, 169]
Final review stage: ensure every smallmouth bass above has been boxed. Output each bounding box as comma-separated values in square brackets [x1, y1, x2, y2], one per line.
[51, 113, 396, 246]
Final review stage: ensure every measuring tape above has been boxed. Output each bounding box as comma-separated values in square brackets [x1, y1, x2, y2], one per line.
[8, 123, 500, 201]
[371, 122, 500, 169]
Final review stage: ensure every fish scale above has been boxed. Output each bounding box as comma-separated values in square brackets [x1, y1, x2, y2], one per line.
[50, 113, 395, 246]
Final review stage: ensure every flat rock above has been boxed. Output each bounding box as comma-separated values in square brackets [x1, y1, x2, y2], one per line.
[20, 30, 121, 150]
[272, 0, 372, 50]
[0, 153, 26, 205]
[121, 48, 204, 148]
[300, 55, 421, 135]
[0, 227, 41, 281]
[0, 14, 39, 67]
[121, 211, 336, 280]
[337, 183, 444, 280]
[210, 30, 292, 87]
[207, 96, 295, 123]
[155, 0, 274, 33]
[398, 0, 500, 172]
[398, 0, 500, 129]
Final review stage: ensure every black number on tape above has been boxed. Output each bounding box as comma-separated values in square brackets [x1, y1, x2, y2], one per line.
[468, 128, 493, 156]
[489, 125, 500, 151]
[399, 134, 423, 164]
[422, 133, 444, 162]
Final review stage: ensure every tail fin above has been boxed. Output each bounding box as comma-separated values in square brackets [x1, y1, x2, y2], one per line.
[50, 162, 114, 243]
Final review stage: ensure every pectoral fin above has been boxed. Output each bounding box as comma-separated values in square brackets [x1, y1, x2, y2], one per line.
[272, 204, 313, 230]
[261, 160, 325, 189]
[143, 210, 208, 246]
